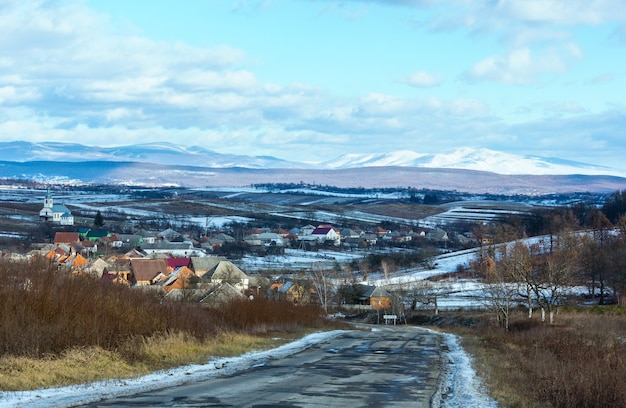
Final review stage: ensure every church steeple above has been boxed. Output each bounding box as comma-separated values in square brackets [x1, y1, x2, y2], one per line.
[43, 187, 53, 209]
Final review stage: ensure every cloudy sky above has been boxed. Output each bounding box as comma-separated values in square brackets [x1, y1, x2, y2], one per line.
[1, 0, 625, 168]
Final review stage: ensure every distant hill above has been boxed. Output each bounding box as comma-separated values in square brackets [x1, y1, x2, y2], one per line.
[321, 148, 619, 176]
[0, 141, 622, 177]
[1, 141, 625, 193]
[1, 160, 626, 194]
[0, 141, 302, 169]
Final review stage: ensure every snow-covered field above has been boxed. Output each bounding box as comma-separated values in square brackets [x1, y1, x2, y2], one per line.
[238, 247, 365, 272]
[0, 329, 496, 408]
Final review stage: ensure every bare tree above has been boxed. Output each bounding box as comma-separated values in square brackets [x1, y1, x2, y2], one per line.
[481, 244, 518, 330]
[532, 232, 580, 324]
[580, 210, 613, 304]
[309, 266, 334, 313]
[381, 258, 397, 280]
[409, 280, 452, 316]
[502, 241, 538, 319]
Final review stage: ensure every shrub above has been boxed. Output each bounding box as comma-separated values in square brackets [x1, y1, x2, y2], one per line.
[0, 256, 333, 359]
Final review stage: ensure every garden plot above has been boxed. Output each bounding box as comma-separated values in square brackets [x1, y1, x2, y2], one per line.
[420, 201, 532, 227]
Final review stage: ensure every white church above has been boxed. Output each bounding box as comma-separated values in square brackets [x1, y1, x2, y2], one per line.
[39, 189, 74, 226]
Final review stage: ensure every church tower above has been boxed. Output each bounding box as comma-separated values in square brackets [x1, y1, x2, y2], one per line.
[43, 188, 53, 209]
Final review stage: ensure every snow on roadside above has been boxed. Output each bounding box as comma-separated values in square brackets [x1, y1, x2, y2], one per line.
[0, 331, 346, 408]
[0, 329, 497, 408]
[432, 330, 498, 408]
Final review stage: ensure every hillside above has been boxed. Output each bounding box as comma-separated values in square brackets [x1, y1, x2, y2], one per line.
[1, 160, 626, 194]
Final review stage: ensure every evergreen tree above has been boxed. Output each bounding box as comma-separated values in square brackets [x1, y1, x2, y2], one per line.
[94, 210, 104, 227]
[602, 189, 626, 223]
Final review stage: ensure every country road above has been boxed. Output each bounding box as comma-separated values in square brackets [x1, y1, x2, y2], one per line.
[1, 326, 497, 408]
[82, 326, 448, 408]
[81, 326, 445, 407]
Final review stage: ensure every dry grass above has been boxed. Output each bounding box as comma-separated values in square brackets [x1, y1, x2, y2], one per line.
[0, 332, 292, 391]
[0, 257, 341, 391]
[453, 309, 626, 408]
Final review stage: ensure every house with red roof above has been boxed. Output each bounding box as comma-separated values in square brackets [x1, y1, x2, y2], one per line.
[53, 232, 80, 245]
[165, 257, 192, 271]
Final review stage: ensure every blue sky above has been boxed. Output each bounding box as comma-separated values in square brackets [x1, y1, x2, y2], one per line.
[0, 0, 625, 169]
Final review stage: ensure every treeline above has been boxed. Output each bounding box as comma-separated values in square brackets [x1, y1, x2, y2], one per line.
[0, 256, 330, 359]
[253, 182, 457, 200]
[473, 190, 626, 330]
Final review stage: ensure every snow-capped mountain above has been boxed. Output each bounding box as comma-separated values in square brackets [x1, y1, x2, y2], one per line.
[322, 148, 620, 176]
[0, 141, 622, 177]
[0, 141, 302, 169]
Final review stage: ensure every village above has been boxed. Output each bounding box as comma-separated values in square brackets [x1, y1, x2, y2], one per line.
[2, 187, 479, 315]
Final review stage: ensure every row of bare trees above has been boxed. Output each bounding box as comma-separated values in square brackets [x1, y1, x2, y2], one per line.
[475, 209, 626, 329]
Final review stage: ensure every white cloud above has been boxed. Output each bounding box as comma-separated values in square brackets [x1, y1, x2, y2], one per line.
[506, 26, 570, 47]
[496, 0, 626, 25]
[405, 70, 442, 87]
[0, 0, 620, 168]
[447, 98, 489, 116]
[0, 86, 40, 104]
[466, 45, 582, 84]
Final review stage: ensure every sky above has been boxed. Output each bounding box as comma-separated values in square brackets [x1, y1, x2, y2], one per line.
[0, 0, 625, 169]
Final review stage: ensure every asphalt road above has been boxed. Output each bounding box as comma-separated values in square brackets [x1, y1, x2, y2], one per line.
[81, 325, 446, 408]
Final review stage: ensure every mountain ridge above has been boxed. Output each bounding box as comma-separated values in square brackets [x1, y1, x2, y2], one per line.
[1, 159, 626, 194]
[0, 141, 621, 177]
[1, 141, 625, 193]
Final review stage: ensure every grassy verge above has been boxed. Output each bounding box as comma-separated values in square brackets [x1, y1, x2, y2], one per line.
[0, 330, 322, 391]
[434, 308, 626, 408]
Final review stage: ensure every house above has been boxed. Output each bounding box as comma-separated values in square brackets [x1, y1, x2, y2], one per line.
[165, 257, 192, 271]
[361, 233, 378, 245]
[140, 240, 199, 257]
[300, 224, 316, 236]
[101, 261, 133, 284]
[372, 226, 390, 237]
[138, 232, 157, 245]
[341, 228, 362, 240]
[208, 233, 236, 248]
[200, 282, 245, 307]
[44, 246, 68, 262]
[190, 256, 226, 278]
[272, 280, 311, 304]
[426, 227, 449, 245]
[254, 232, 285, 246]
[55, 253, 90, 272]
[129, 258, 168, 285]
[353, 284, 393, 310]
[83, 258, 111, 278]
[86, 229, 109, 242]
[39, 189, 74, 226]
[370, 286, 393, 310]
[310, 225, 340, 245]
[161, 266, 196, 292]
[99, 234, 122, 248]
[157, 228, 183, 241]
[206, 261, 249, 290]
[116, 234, 144, 247]
[79, 240, 97, 254]
[53, 232, 80, 245]
[389, 231, 412, 243]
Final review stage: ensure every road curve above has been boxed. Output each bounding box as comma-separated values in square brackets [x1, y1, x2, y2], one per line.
[81, 325, 447, 408]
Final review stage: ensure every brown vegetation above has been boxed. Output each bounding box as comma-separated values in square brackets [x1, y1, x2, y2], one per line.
[448, 309, 626, 408]
[0, 256, 342, 390]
